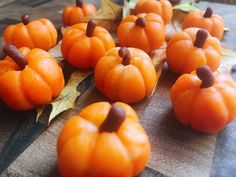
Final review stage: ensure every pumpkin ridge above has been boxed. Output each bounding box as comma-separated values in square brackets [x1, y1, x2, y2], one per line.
[38, 19, 54, 47]
[19, 70, 36, 106]
[24, 23, 36, 48]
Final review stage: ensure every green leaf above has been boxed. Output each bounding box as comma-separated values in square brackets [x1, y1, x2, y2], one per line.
[36, 70, 92, 124]
[173, 2, 200, 12]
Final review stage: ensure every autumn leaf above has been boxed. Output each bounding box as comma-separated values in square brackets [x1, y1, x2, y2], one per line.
[48, 41, 64, 63]
[36, 70, 92, 124]
[173, 1, 200, 12]
[222, 48, 236, 58]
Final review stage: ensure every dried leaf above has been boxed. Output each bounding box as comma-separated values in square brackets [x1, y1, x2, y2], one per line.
[224, 27, 230, 32]
[90, 0, 122, 20]
[222, 48, 236, 58]
[48, 41, 64, 63]
[36, 71, 92, 124]
[127, 0, 139, 10]
[173, 2, 200, 12]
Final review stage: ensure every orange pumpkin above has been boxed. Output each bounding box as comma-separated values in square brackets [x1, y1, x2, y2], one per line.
[182, 7, 224, 40]
[117, 13, 165, 54]
[171, 66, 236, 133]
[134, 0, 173, 24]
[61, 20, 115, 69]
[95, 47, 157, 104]
[57, 102, 150, 177]
[166, 28, 222, 74]
[62, 0, 96, 26]
[3, 14, 57, 50]
[0, 44, 64, 111]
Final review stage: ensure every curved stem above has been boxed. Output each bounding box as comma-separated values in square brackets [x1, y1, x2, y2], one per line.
[135, 17, 146, 27]
[196, 66, 215, 88]
[119, 47, 131, 66]
[203, 7, 213, 18]
[86, 20, 96, 37]
[21, 14, 30, 25]
[194, 29, 208, 48]
[3, 44, 28, 70]
[99, 104, 126, 133]
[76, 0, 83, 8]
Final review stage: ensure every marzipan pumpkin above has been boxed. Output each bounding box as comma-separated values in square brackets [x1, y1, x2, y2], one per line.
[62, 0, 96, 26]
[95, 47, 157, 104]
[61, 20, 115, 69]
[182, 7, 224, 40]
[0, 44, 64, 111]
[171, 65, 236, 133]
[57, 102, 150, 177]
[134, 0, 173, 24]
[117, 13, 165, 54]
[3, 14, 57, 50]
[166, 28, 222, 74]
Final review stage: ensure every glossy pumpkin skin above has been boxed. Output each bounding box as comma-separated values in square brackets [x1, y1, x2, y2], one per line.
[0, 47, 64, 111]
[166, 28, 222, 74]
[134, 0, 173, 24]
[182, 9, 224, 40]
[3, 18, 57, 50]
[95, 47, 157, 104]
[117, 13, 165, 54]
[62, 2, 96, 26]
[57, 102, 150, 177]
[61, 23, 115, 69]
[171, 71, 236, 133]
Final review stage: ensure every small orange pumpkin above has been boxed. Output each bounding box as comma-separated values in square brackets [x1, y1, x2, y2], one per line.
[182, 7, 224, 40]
[62, 0, 96, 26]
[0, 44, 64, 111]
[61, 20, 115, 69]
[95, 47, 157, 104]
[166, 28, 222, 74]
[117, 13, 165, 54]
[3, 14, 57, 50]
[57, 102, 150, 177]
[134, 0, 173, 24]
[171, 66, 236, 133]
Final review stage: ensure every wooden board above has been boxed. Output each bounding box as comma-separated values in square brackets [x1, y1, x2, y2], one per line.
[0, 0, 236, 177]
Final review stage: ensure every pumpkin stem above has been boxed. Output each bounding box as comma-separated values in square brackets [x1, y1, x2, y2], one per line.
[196, 66, 215, 88]
[119, 47, 131, 66]
[3, 44, 28, 70]
[136, 17, 146, 27]
[194, 29, 208, 48]
[99, 104, 126, 133]
[203, 7, 213, 18]
[86, 20, 96, 37]
[21, 14, 30, 25]
[76, 0, 83, 8]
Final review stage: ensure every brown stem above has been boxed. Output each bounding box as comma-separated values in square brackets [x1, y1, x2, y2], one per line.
[99, 104, 126, 133]
[119, 47, 131, 66]
[194, 29, 208, 48]
[196, 66, 215, 88]
[21, 14, 30, 25]
[76, 0, 83, 8]
[203, 7, 213, 18]
[86, 20, 96, 37]
[136, 17, 146, 27]
[3, 44, 28, 70]
[168, 0, 181, 5]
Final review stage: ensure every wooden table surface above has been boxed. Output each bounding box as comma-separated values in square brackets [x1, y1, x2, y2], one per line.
[0, 0, 236, 177]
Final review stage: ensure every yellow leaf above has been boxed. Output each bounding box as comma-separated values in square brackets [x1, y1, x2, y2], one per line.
[90, 0, 122, 20]
[173, 1, 200, 12]
[222, 48, 236, 58]
[36, 71, 92, 124]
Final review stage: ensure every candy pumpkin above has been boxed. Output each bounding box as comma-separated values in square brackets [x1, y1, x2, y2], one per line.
[171, 66, 236, 133]
[3, 14, 57, 50]
[62, 0, 96, 26]
[95, 47, 157, 104]
[0, 44, 64, 111]
[117, 13, 165, 54]
[182, 7, 224, 40]
[61, 20, 115, 69]
[134, 0, 173, 24]
[166, 28, 222, 74]
[57, 102, 150, 177]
